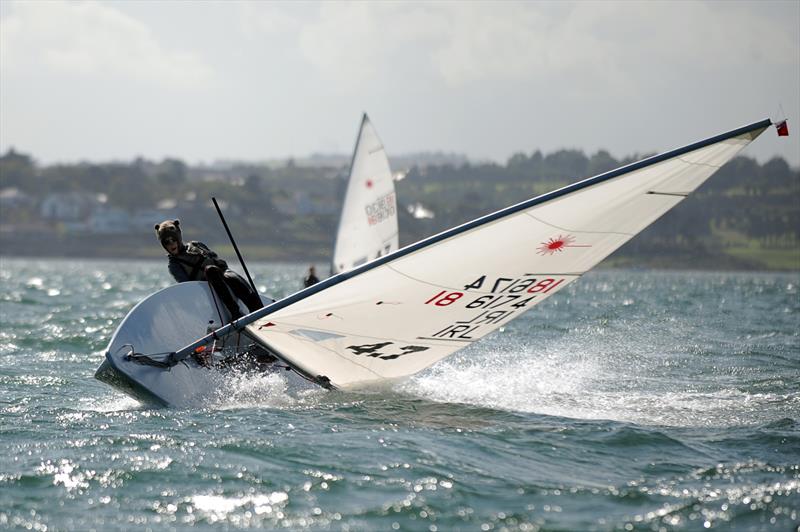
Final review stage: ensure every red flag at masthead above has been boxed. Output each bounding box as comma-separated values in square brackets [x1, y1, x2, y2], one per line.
[775, 120, 789, 136]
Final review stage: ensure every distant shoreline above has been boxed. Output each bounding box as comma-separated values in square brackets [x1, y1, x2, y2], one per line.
[0, 233, 330, 263]
[2, 255, 796, 275]
[0, 234, 800, 274]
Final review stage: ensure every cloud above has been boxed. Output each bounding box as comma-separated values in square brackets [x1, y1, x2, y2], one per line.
[0, 0, 213, 89]
[0, 1, 796, 165]
[294, 3, 438, 89]
[275, 2, 626, 95]
[237, 1, 305, 39]
[429, 1, 797, 89]
[568, 2, 798, 69]
[274, 1, 797, 93]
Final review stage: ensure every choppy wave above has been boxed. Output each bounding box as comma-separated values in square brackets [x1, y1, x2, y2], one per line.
[1, 259, 798, 530]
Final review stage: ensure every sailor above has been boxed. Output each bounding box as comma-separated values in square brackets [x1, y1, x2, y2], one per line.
[304, 265, 320, 288]
[155, 219, 262, 321]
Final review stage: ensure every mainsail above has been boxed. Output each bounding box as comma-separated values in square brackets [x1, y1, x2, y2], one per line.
[173, 119, 772, 390]
[331, 113, 399, 274]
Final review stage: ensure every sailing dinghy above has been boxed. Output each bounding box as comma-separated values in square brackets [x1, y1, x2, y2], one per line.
[331, 113, 399, 274]
[96, 114, 400, 406]
[96, 119, 777, 406]
[94, 282, 278, 406]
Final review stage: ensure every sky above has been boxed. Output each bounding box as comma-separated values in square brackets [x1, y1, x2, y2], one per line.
[1, 0, 799, 168]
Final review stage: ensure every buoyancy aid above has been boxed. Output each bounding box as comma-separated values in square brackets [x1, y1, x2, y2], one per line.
[170, 241, 228, 281]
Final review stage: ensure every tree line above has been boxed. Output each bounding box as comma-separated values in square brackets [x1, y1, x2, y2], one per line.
[0, 146, 797, 270]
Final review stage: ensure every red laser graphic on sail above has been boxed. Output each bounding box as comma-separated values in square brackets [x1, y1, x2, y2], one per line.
[537, 234, 591, 256]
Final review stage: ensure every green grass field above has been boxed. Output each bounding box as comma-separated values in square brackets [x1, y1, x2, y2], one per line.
[723, 246, 800, 271]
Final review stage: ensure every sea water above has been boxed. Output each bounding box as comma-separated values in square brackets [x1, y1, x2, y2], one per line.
[0, 258, 798, 531]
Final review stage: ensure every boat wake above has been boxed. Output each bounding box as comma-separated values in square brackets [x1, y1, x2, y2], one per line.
[400, 336, 795, 428]
[203, 369, 326, 411]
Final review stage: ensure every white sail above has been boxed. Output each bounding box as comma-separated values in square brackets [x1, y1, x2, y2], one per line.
[331, 113, 399, 274]
[162, 120, 773, 393]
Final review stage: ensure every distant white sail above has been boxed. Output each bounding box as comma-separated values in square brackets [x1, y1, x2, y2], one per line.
[331, 114, 399, 274]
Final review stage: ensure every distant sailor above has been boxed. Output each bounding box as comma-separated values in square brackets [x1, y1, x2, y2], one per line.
[155, 219, 262, 321]
[304, 265, 320, 288]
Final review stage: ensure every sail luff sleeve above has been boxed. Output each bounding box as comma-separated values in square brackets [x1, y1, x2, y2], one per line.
[331, 114, 369, 274]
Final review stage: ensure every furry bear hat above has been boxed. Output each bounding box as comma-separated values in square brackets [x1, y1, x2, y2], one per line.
[155, 219, 182, 246]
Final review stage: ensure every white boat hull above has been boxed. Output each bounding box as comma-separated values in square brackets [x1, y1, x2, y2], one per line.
[95, 282, 285, 407]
